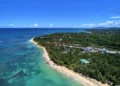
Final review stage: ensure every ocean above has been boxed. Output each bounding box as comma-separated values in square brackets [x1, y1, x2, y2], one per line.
[0, 28, 84, 86]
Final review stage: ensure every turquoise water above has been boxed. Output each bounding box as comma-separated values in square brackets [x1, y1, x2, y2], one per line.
[0, 29, 84, 86]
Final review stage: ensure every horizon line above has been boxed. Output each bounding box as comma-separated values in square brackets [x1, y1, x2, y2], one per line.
[0, 27, 120, 29]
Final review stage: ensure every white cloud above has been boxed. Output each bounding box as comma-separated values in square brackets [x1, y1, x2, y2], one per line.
[9, 24, 15, 27]
[110, 16, 120, 19]
[50, 24, 53, 27]
[33, 23, 38, 27]
[29, 23, 39, 27]
[81, 24, 95, 27]
[80, 20, 120, 28]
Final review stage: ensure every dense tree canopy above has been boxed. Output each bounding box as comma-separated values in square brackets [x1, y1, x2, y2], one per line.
[34, 29, 120, 86]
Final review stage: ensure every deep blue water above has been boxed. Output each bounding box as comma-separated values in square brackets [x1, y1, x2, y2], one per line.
[0, 28, 84, 86]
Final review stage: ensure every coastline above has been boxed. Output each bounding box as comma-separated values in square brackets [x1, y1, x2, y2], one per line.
[30, 38, 109, 86]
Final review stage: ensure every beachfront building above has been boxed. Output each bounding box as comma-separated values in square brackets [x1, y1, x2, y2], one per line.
[80, 59, 89, 64]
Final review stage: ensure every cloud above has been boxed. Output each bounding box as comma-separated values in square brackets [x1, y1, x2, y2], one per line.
[33, 23, 38, 27]
[29, 23, 39, 27]
[80, 20, 120, 27]
[81, 24, 95, 27]
[110, 16, 120, 19]
[99, 20, 120, 27]
[50, 24, 53, 27]
[9, 24, 15, 27]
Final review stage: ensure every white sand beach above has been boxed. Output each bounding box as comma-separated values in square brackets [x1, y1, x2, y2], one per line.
[30, 38, 109, 86]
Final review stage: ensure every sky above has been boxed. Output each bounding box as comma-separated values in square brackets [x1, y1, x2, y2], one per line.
[0, 0, 120, 28]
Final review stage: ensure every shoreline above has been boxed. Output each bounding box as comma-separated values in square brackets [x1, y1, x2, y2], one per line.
[30, 38, 109, 86]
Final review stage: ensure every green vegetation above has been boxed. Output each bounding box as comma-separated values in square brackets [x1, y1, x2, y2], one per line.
[34, 29, 120, 86]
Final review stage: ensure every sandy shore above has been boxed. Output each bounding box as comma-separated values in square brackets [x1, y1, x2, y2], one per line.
[30, 38, 109, 86]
